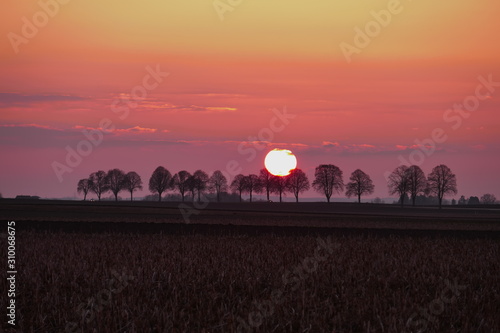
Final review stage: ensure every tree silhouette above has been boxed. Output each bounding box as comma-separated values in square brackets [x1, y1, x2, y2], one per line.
[123, 171, 142, 201]
[231, 174, 246, 202]
[208, 170, 228, 202]
[388, 165, 410, 207]
[106, 168, 126, 201]
[173, 170, 191, 202]
[467, 196, 480, 205]
[271, 175, 288, 202]
[243, 174, 262, 202]
[193, 170, 209, 202]
[89, 170, 109, 201]
[259, 168, 274, 201]
[286, 169, 310, 202]
[345, 169, 374, 203]
[312, 164, 344, 203]
[427, 164, 457, 209]
[149, 166, 173, 202]
[77, 178, 92, 200]
[481, 193, 496, 204]
[458, 195, 467, 205]
[407, 165, 427, 206]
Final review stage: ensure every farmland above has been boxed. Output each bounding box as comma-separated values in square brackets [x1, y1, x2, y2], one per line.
[1, 200, 499, 332]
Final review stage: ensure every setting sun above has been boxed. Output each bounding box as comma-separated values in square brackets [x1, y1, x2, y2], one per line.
[264, 149, 297, 176]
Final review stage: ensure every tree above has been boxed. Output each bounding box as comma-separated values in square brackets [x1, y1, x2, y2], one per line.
[286, 169, 310, 202]
[468, 196, 480, 205]
[231, 174, 246, 202]
[312, 164, 344, 203]
[387, 165, 410, 207]
[259, 169, 275, 201]
[407, 165, 427, 206]
[427, 164, 457, 209]
[193, 170, 209, 202]
[208, 170, 228, 202]
[149, 166, 173, 202]
[481, 193, 497, 204]
[345, 169, 374, 203]
[271, 175, 289, 202]
[77, 178, 92, 200]
[458, 195, 467, 205]
[89, 170, 109, 201]
[243, 174, 262, 202]
[123, 171, 142, 201]
[106, 168, 126, 201]
[186, 175, 197, 201]
[173, 170, 191, 202]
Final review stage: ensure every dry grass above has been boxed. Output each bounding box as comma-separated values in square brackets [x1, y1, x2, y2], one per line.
[1, 230, 499, 332]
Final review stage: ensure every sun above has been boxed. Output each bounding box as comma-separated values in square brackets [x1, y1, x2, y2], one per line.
[264, 149, 297, 176]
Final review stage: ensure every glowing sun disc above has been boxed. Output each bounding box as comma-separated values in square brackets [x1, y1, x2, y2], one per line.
[264, 149, 297, 176]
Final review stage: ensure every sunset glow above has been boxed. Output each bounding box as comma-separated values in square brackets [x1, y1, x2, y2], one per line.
[1, 0, 499, 199]
[264, 149, 297, 177]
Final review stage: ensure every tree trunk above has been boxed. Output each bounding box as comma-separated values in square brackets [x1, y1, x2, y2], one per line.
[327, 196, 330, 203]
[84, 193, 87, 201]
[267, 189, 270, 201]
[412, 195, 416, 206]
[295, 194, 299, 203]
[279, 191, 282, 202]
[158, 192, 162, 202]
[358, 193, 361, 203]
[115, 193, 118, 201]
[400, 194, 405, 207]
[181, 193, 185, 202]
[217, 191, 220, 203]
[130, 191, 133, 201]
[239, 191, 242, 202]
[250, 191, 252, 202]
[439, 196, 443, 209]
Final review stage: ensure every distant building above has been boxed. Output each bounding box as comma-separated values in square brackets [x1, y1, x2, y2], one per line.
[15, 195, 40, 200]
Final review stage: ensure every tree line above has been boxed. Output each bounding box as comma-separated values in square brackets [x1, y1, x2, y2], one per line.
[76, 163, 462, 207]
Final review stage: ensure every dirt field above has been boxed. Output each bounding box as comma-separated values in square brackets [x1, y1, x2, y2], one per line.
[1, 200, 499, 332]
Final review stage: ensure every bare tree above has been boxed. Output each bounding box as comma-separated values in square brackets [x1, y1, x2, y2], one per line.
[480, 193, 497, 204]
[271, 175, 288, 202]
[208, 170, 228, 202]
[259, 169, 275, 201]
[243, 174, 262, 202]
[123, 171, 142, 201]
[106, 168, 126, 201]
[193, 170, 209, 202]
[345, 169, 374, 203]
[406, 165, 427, 206]
[286, 168, 310, 202]
[77, 178, 92, 200]
[89, 170, 109, 201]
[388, 165, 410, 207]
[186, 175, 197, 201]
[149, 166, 173, 202]
[173, 170, 191, 202]
[231, 174, 246, 202]
[312, 164, 344, 203]
[427, 164, 457, 209]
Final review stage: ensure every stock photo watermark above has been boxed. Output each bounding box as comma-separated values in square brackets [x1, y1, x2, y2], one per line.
[7, 0, 72, 54]
[213, 0, 244, 21]
[340, 0, 407, 63]
[178, 106, 295, 223]
[5, 221, 17, 327]
[65, 268, 135, 333]
[51, 65, 169, 182]
[404, 279, 466, 333]
[384, 73, 498, 180]
[237, 236, 340, 332]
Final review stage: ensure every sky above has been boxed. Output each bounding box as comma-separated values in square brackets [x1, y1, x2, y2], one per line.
[1, 0, 499, 200]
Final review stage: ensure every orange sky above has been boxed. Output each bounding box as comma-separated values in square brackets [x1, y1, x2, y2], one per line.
[1, 0, 499, 199]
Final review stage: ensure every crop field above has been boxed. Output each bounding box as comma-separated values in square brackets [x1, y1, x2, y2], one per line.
[1, 201, 499, 332]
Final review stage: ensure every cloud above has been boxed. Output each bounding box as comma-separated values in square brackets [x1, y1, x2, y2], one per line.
[0, 93, 87, 107]
[0, 123, 61, 131]
[322, 141, 340, 147]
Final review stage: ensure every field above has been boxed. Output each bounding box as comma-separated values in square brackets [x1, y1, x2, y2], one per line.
[1, 200, 500, 332]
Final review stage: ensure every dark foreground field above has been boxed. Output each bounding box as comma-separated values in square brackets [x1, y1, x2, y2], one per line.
[1, 200, 499, 332]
